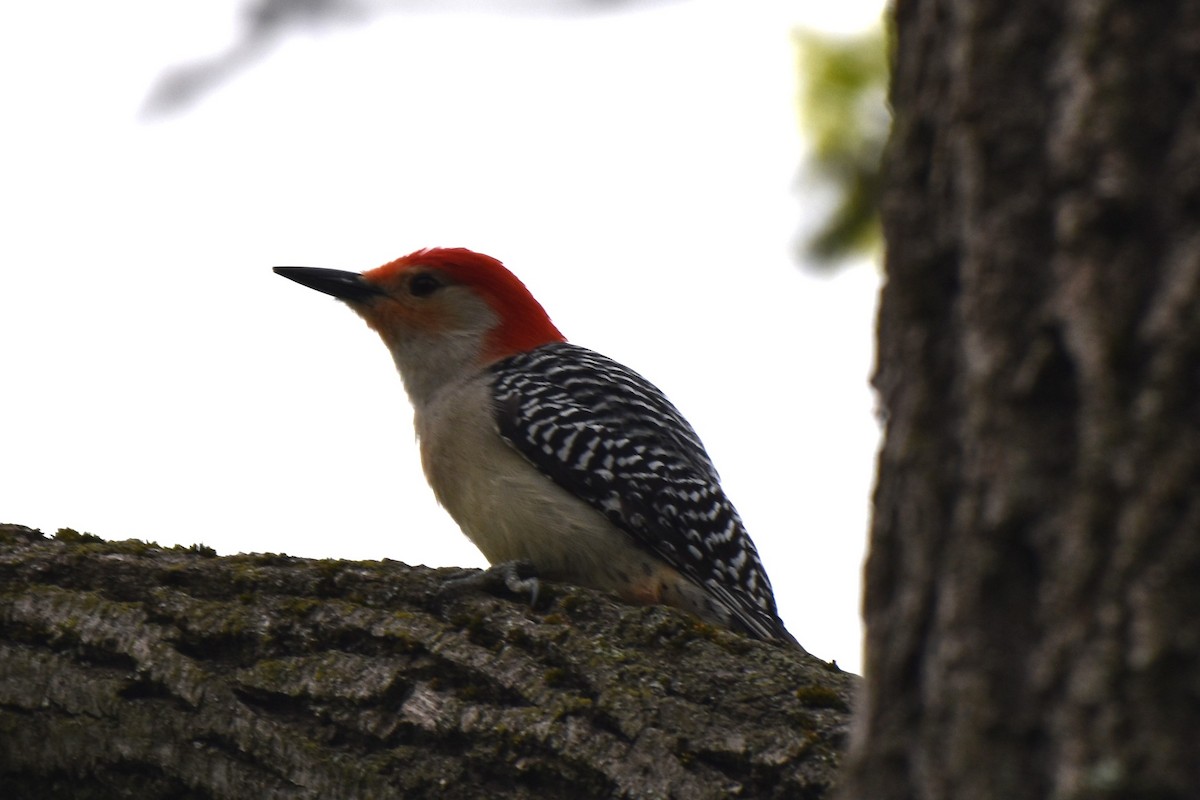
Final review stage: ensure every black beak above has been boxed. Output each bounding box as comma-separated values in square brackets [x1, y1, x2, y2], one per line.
[273, 267, 386, 303]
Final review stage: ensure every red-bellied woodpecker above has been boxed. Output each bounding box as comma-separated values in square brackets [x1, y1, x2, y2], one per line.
[275, 248, 797, 645]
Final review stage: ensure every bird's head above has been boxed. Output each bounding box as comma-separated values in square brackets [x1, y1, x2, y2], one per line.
[275, 248, 565, 406]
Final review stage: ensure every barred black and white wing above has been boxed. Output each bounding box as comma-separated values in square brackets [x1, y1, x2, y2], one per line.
[490, 342, 792, 642]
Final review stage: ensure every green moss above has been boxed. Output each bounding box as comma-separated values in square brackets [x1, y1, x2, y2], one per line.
[107, 539, 160, 555]
[0, 525, 45, 545]
[549, 694, 593, 719]
[61, 536, 165, 557]
[278, 597, 321, 616]
[635, 612, 729, 652]
[504, 627, 534, 648]
[794, 684, 849, 711]
[557, 593, 587, 614]
[53, 528, 104, 544]
[249, 658, 290, 685]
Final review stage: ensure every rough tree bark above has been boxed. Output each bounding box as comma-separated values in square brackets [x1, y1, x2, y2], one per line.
[0, 525, 853, 799]
[841, 2, 1200, 799]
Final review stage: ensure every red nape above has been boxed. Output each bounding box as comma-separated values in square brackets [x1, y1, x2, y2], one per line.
[375, 247, 567, 362]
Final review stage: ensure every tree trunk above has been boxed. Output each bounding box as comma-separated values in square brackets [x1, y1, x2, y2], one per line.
[0, 525, 853, 799]
[840, 2, 1200, 799]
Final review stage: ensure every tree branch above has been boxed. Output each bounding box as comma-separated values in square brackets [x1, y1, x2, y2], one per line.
[0, 524, 854, 799]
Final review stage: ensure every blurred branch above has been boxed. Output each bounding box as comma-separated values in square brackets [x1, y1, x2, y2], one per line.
[143, 0, 681, 116]
[143, 0, 363, 116]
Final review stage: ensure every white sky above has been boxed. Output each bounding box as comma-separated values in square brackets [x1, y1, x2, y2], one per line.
[1, 0, 883, 672]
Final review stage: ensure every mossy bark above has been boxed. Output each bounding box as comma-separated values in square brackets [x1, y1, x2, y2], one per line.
[0, 524, 853, 799]
[840, 2, 1200, 799]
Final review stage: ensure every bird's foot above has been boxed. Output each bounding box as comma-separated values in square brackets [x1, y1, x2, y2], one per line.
[439, 560, 541, 607]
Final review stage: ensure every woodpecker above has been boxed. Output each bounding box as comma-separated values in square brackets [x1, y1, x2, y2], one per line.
[274, 248, 797, 645]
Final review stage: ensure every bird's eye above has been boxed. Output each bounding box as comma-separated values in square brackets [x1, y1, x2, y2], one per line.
[409, 273, 442, 298]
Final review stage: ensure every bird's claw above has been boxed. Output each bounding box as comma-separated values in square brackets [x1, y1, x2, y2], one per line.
[439, 560, 541, 607]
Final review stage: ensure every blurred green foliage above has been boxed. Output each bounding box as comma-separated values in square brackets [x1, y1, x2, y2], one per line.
[794, 23, 890, 267]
